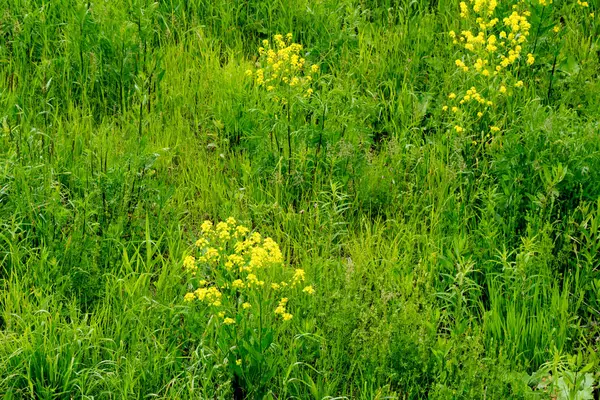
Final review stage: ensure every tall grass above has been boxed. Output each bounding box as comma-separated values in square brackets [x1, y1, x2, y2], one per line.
[1, 0, 599, 398]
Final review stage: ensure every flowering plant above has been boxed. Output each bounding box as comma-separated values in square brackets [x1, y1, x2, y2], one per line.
[443, 0, 541, 141]
[246, 34, 320, 175]
[183, 217, 314, 396]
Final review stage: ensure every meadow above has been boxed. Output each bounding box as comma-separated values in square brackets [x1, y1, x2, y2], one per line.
[1, 0, 599, 398]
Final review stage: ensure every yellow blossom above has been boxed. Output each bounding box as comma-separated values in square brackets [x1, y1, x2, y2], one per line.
[184, 292, 195, 302]
[303, 285, 315, 295]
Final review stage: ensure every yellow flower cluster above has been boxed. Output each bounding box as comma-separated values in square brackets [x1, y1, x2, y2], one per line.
[246, 33, 319, 100]
[274, 298, 293, 321]
[443, 0, 538, 136]
[183, 217, 314, 325]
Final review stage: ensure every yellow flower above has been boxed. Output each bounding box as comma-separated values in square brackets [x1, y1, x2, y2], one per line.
[232, 279, 245, 289]
[183, 255, 196, 272]
[242, 302, 252, 309]
[201, 220, 213, 233]
[451, 106, 459, 113]
[184, 292, 195, 302]
[275, 297, 288, 315]
[499, 85, 507, 94]
[292, 269, 305, 285]
[223, 317, 235, 325]
[454, 125, 464, 133]
[303, 285, 315, 295]
[526, 53, 535, 66]
[514, 80, 524, 88]
[236, 359, 242, 366]
[490, 126, 501, 132]
[311, 64, 319, 73]
[459, 1, 468, 18]
[442, 106, 448, 112]
[448, 93, 457, 99]
[283, 313, 293, 321]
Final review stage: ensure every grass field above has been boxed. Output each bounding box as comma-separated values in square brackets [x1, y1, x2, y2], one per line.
[1, 0, 600, 398]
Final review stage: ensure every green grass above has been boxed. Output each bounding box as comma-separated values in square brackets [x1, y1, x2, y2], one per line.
[1, 0, 599, 398]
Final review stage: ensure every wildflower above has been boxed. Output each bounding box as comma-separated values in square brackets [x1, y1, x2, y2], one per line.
[223, 317, 235, 325]
[442, 106, 448, 112]
[201, 220, 213, 233]
[526, 53, 534, 65]
[275, 298, 288, 315]
[454, 125, 464, 133]
[242, 302, 252, 309]
[499, 85, 507, 94]
[514, 80, 524, 88]
[460, 2, 469, 18]
[232, 279, 245, 289]
[184, 292, 196, 302]
[452, 107, 459, 113]
[183, 255, 196, 272]
[283, 313, 293, 321]
[448, 93, 457, 99]
[247, 274, 260, 287]
[490, 126, 501, 132]
[236, 359, 242, 366]
[303, 285, 315, 295]
[292, 269, 305, 285]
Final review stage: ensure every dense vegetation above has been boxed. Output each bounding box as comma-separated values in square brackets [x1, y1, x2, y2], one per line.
[1, 0, 599, 398]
